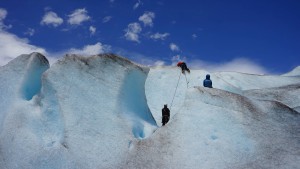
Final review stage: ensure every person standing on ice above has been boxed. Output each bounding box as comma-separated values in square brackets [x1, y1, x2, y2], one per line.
[162, 104, 170, 126]
[177, 61, 190, 74]
[203, 74, 213, 88]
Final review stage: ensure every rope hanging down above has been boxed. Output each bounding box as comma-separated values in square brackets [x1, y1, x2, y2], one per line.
[184, 73, 189, 88]
[170, 71, 182, 110]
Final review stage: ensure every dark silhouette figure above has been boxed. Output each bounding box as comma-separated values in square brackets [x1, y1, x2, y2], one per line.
[162, 104, 170, 126]
[203, 74, 213, 88]
[177, 61, 190, 74]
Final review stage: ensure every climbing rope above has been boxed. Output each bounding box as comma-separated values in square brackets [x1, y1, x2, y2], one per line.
[170, 70, 182, 110]
[184, 73, 189, 88]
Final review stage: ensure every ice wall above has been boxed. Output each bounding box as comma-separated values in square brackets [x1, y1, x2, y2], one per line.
[0, 53, 157, 169]
[0, 52, 49, 132]
[0, 53, 50, 169]
[0, 53, 299, 169]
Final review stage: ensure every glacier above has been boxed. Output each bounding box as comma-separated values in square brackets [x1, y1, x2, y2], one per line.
[0, 52, 299, 169]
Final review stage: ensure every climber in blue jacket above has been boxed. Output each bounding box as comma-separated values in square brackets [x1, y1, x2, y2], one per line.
[203, 74, 213, 88]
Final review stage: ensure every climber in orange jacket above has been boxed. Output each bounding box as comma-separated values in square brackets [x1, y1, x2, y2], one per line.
[177, 61, 190, 74]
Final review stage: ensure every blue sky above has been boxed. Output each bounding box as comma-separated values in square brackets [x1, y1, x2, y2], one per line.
[0, 0, 299, 74]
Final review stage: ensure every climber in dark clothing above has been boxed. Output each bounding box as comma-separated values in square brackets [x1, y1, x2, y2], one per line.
[162, 104, 170, 126]
[177, 61, 190, 74]
[203, 74, 213, 88]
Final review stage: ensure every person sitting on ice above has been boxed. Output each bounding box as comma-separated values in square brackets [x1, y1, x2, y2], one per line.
[177, 61, 190, 74]
[162, 104, 170, 126]
[203, 74, 213, 88]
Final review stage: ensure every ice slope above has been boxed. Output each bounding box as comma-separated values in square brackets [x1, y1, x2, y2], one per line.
[142, 67, 300, 169]
[0, 53, 300, 169]
[214, 71, 300, 90]
[243, 84, 300, 112]
[282, 66, 300, 76]
[145, 67, 300, 124]
[125, 86, 299, 169]
[0, 53, 157, 169]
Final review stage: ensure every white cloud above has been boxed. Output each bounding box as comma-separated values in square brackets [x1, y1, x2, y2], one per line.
[68, 8, 90, 25]
[89, 26, 96, 35]
[171, 55, 186, 65]
[150, 32, 170, 40]
[24, 28, 35, 36]
[154, 60, 165, 66]
[0, 8, 7, 21]
[102, 16, 112, 23]
[47, 42, 111, 64]
[0, 31, 47, 66]
[68, 42, 111, 56]
[124, 22, 142, 43]
[0, 9, 47, 66]
[0, 8, 12, 30]
[133, 0, 142, 10]
[112, 47, 163, 66]
[192, 34, 197, 39]
[138, 11, 155, 27]
[0, 21, 110, 66]
[44, 42, 112, 65]
[40, 11, 63, 27]
[169, 55, 268, 74]
[188, 58, 268, 74]
[170, 43, 180, 52]
[171, 55, 181, 63]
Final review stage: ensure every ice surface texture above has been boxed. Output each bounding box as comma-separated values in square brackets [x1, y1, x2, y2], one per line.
[0, 53, 299, 169]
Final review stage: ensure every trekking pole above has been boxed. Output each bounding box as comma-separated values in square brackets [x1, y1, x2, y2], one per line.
[170, 70, 182, 110]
